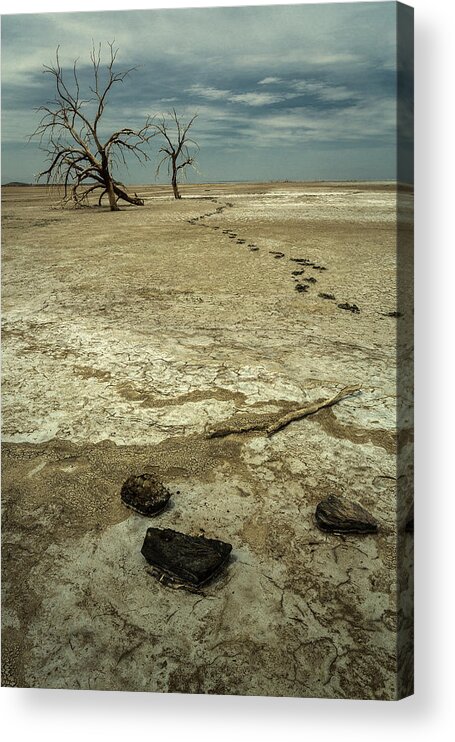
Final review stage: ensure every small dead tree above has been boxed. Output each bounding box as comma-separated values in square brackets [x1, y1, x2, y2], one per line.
[153, 109, 198, 199]
[31, 42, 153, 211]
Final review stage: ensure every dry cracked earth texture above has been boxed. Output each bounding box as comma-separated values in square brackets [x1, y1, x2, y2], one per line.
[1, 182, 413, 699]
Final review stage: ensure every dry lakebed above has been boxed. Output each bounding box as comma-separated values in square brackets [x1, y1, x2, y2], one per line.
[1, 181, 413, 699]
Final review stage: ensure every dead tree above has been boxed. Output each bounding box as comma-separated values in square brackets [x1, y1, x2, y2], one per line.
[153, 109, 198, 199]
[30, 42, 153, 211]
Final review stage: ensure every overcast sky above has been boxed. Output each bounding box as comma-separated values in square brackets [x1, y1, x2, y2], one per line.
[1, 2, 413, 184]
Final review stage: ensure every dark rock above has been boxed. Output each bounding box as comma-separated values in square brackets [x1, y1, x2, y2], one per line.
[319, 292, 336, 300]
[315, 495, 378, 534]
[405, 506, 414, 533]
[337, 302, 360, 314]
[121, 473, 171, 516]
[141, 528, 232, 587]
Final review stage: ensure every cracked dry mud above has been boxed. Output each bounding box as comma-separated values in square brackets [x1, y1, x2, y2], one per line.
[1, 182, 413, 698]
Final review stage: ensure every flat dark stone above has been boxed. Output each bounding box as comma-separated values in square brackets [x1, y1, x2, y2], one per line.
[141, 528, 232, 587]
[121, 473, 171, 516]
[315, 495, 378, 534]
[405, 505, 414, 533]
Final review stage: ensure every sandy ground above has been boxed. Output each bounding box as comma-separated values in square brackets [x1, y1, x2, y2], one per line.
[1, 181, 413, 699]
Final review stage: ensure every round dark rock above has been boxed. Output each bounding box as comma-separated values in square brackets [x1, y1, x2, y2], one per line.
[315, 494, 378, 534]
[121, 473, 171, 516]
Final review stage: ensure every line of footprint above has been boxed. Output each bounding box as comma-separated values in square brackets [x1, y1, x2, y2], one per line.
[187, 202, 363, 314]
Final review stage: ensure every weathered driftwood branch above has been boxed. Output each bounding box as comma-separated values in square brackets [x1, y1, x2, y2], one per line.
[206, 385, 361, 439]
[265, 385, 361, 436]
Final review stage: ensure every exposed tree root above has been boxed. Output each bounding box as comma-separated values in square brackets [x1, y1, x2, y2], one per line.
[206, 385, 361, 439]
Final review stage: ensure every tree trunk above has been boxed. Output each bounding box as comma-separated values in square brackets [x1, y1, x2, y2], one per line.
[106, 176, 120, 211]
[171, 159, 181, 199]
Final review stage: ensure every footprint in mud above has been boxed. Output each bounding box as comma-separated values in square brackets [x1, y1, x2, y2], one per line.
[338, 302, 360, 314]
[303, 276, 317, 284]
[312, 265, 327, 271]
[236, 239, 246, 244]
[291, 270, 305, 276]
[228, 234, 237, 239]
[269, 251, 285, 259]
[319, 292, 336, 301]
[249, 247, 259, 252]
[381, 311, 403, 318]
[295, 283, 309, 293]
[290, 257, 313, 265]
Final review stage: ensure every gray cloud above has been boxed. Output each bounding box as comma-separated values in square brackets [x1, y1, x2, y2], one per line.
[1, 3, 412, 183]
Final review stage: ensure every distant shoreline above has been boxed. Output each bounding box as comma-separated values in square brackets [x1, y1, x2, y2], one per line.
[2, 179, 413, 189]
